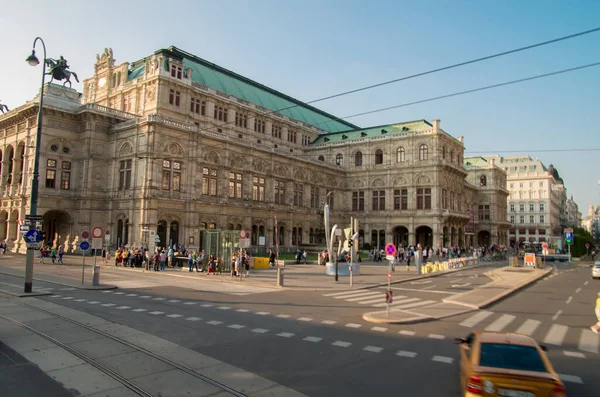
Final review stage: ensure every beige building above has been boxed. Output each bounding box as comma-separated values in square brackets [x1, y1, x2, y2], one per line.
[0, 46, 509, 254]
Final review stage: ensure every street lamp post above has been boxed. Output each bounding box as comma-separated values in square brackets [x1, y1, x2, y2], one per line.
[23, 37, 47, 293]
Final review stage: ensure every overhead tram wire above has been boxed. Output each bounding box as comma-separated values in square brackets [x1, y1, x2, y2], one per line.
[466, 148, 600, 154]
[210, 26, 600, 132]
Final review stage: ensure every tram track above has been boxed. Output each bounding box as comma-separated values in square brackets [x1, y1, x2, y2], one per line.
[0, 294, 248, 397]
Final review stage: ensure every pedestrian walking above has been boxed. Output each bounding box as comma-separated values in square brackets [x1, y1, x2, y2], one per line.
[590, 292, 600, 334]
[269, 248, 276, 268]
[51, 247, 57, 264]
[302, 250, 308, 264]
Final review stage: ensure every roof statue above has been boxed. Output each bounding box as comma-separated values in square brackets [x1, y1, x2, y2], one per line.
[46, 56, 79, 88]
[0, 101, 8, 114]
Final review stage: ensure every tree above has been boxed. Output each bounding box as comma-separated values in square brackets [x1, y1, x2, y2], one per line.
[571, 227, 595, 257]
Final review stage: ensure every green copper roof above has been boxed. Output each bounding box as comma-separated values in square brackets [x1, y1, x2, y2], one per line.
[128, 64, 145, 81]
[463, 156, 489, 169]
[311, 120, 432, 145]
[159, 46, 358, 133]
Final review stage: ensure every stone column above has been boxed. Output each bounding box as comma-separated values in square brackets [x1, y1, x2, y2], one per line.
[408, 231, 416, 247]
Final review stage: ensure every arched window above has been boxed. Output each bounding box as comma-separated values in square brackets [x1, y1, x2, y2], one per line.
[450, 150, 454, 162]
[336, 153, 343, 166]
[442, 146, 446, 159]
[354, 151, 363, 167]
[396, 147, 405, 163]
[480, 175, 487, 186]
[418, 144, 428, 161]
[318, 155, 325, 161]
[374, 149, 383, 165]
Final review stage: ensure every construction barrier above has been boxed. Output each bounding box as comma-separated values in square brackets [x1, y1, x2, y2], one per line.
[423, 257, 480, 274]
[254, 257, 270, 269]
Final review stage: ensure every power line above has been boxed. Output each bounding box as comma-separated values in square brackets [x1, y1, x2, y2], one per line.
[213, 26, 600, 130]
[466, 148, 600, 154]
[325, 61, 600, 122]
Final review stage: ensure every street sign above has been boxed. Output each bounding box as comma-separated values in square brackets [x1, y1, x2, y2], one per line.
[564, 231, 574, 244]
[26, 242, 42, 249]
[385, 290, 393, 304]
[24, 229, 41, 243]
[106, 230, 110, 235]
[385, 243, 397, 257]
[586, 243, 590, 249]
[239, 228, 246, 238]
[25, 214, 43, 221]
[239, 238, 250, 248]
[524, 253, 536, 267]
[92, 227, 103, 238]
[81, 230, 90, 239]
[80, 241, 90, 250]
[386, 255, 395, 261]
[91, 238, 103, 250]
[245, 231, 250, 239]
[542, 243, 549, 249]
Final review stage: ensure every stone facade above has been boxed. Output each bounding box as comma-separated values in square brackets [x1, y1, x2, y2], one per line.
[0, 46, 510, 254]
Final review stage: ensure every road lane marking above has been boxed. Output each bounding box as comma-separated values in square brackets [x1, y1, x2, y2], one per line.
[566, 296, 573, 304]
[578, 329, 599, 354]
[558, 374, 583, 384]
[563, 351, 586, 358]
[372, 327, 387, 332]
[543, 324, 568, 346]
[372, 297, 420, 308]
[359, 295, 407, 305]
[277, 332, 294, 338]
[332, 341, 352, 348]
[428, 334, 445, 340]
[515, 319, 541, 336]
[251, 328, 268, 333]
[186, 317, 202, 321]
[183, 302, 197, 305]
[132, 309, 148, 312]
[139, 296, 151, 299]
[255, 311, 270, 315]
[485, 314, 516, 332]
[393, 300, 436, 310]
[115, 306, 131, 309]
[166, 314, 182, 318]
[126, 294, 138, 297]
[390, 287, 455, 295]
[236, 309, 250, 312]
[87, 301, 101, 304]
[113, 292, 125, 295]
[409, 280, 432, 285]
[342, 292, 384, 301]
[422, 285, 437, 290]
[396, 350, 418, 358]
[399, 330, 416, 336]
[363, 346, 383, 353]
[346, 323, 362, 328]
[74, 299, 86, 302]
[152, 297, 165, 300]
[167, 299, 181, 302]
[303, 336, 322, 343]
[321, 320, 337, 325]
[298, 317, 313, 322]
[460, 311, 494, 328]
[101, 303, 116, 307]
[102, 290, 112, 293]
[61, 297, 74, 300]
[149, 311, 164, 315]
[217, 307, 231, 310]
[575, 287, 581, 293]
[276, 314, 291, 318]
[584, 281, 589, 286]
[207, 321, 223, 325]
[332, 291, 380, 299]
[432, 355, 454, 364]
[323, 290, 371, 297]
[552, 310, 562, 321]
[228, 324, 245, 329]
[451, 283, 472, 288]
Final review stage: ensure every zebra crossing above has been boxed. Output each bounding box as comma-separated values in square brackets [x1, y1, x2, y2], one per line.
[323, 289, 436, 310]
[459, 310, 599, 356]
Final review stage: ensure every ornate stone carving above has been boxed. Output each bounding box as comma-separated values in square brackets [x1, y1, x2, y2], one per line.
[394, 176, 407, 186]
[205, 151, 219, 164]
[352, 179, 365, 188]
[416, 174, 431, 185]
[167, 142, 183, 155]
[274, 166, 288, 178]
[230, 156, 244, 169]
[294, 169, 306, 181]
[254, 161, 267, 173]
[119, 142, 133, 156]
[372, 178, 386, 187]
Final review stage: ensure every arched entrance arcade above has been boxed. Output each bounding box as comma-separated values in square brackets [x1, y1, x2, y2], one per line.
[393, 226, 409, 248]
[43, 210, 72, 248]
[478, 230, 491, 247]
[415, 226, 433, 248]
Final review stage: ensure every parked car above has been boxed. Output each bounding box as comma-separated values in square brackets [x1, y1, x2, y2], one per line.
[455, 331, 566, 396]
[592, 261, 600, 279]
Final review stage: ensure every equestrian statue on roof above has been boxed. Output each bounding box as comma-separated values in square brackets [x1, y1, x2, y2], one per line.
[46, 56, 79, 88]
[0, 101, 8, 114]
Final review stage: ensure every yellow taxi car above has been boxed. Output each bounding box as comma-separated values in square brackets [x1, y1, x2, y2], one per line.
[454, 331, 566, 397]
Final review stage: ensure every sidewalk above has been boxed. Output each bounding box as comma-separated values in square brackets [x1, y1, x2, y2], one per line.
[363, 266, 553, 324]
[0, 253, 488, 293]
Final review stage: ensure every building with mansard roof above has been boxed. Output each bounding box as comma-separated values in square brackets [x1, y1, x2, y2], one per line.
[0, 46, 509, 256]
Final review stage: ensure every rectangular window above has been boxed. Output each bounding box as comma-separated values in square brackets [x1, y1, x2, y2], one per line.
[288, 129, 297, 143]
[254, 119, 265, 133]
[202, 167, 217, 196]
[519, 204, 524, 212]
[170, 64, 183, 79]
[274, 180, 285, 204]
[457, 194, 461, 212]
[190, 98, 205, 115]
[118, 159, 132, 190]
[510, 204, 515, 212]
[214, 106, 228, 121]
[60, 161, 71, 190]
[442, 189, 447, 209]
[401, 189, 408, 210]
[416, 188, 431, 210]
[168, 89, 180, 106]
[352, 191, 364, 212]
[252, 176, 265, 201]
[394, 189, 401, 210]
[510, 215, 515, 223]
[479, 205, 490, 220]
[372, 190, 385, 211]
[235, 112, 248, 128]
[450, 191, 455, 211]
[302, 135, 310, 146]
[530, 215, 535, 223]
[294, 183, 304, 206]
[45, 159, 56, 188]
[162, 170, 171, 190]
[539, 203, 545, 211]
[529, 203, 534, 212]
[229, 172, 242, 198]
[310, 186, 320, 208]
[272, 125, 282, 139]
[540, 215, 545, 224]
[161, 160, 181, 191]
[520, 215, 525, 224]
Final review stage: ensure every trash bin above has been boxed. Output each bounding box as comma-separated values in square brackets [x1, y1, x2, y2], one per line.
[93, 265, 100, 286]
[277, 267, 284, 287]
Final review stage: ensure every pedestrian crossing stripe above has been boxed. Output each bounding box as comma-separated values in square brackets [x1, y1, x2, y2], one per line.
[459, 311, 599, 355]
[323, 289, 435, 310]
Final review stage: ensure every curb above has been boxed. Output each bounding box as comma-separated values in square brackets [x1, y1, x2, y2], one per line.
[362, 310, 434, 324]
[0, 289, 53, 298]
[0, 270, 118, 291]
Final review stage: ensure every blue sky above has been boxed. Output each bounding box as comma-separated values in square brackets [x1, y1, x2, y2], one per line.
[1, 0, 599, 214]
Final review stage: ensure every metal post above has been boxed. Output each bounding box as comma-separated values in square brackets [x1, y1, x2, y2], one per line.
[81, 251, 86, 285]
[24, 37, 47, 293]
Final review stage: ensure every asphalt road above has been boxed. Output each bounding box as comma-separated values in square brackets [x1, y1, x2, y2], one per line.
[0, 259, 598, 396]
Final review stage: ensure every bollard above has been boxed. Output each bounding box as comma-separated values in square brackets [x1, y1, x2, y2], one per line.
[276, 266, 284, 287]
[92, 265, 100, 286]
